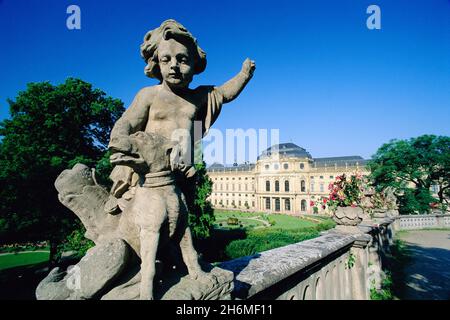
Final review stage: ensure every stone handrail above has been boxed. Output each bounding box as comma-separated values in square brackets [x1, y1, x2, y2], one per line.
[393, 214, 450, 231]
[219, 218, 394, 300]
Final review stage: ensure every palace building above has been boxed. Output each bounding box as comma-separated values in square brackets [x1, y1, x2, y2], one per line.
[206, 143, 369, 215]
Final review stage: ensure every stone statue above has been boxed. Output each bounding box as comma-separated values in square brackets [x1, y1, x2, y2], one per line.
[360, 187, 399, 219]
[36, 19, 255, 300]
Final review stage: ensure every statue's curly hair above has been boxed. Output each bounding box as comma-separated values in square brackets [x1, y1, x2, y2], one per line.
[140, 19, 207, 81]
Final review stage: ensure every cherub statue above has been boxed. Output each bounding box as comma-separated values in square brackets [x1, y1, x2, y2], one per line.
[37, 20, 250, 301]
[106, 19, 255, 214]
[105, 20, 255, 299]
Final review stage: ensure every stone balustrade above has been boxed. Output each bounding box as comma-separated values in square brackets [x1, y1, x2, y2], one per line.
[219, 218, 394, 300]
[393, 214, 450, 231]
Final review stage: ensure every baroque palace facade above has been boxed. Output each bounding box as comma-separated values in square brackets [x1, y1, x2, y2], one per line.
[206, 143, 369, 215]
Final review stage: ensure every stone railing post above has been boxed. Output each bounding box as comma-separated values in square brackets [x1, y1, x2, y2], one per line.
[349, 234, 371, 300]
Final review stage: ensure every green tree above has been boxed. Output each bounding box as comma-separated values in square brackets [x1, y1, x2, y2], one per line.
[0, 78, 124, 263]
[368, 135, 450, 214]
[188, 162, 215, 240]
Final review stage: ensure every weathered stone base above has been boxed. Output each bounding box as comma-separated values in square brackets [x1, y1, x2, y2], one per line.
[102, 267, 233, 300]
[36, 246, 234, 301]
[36, 238, 130, 300]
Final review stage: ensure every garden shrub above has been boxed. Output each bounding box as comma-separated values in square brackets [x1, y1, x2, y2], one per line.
[225, 227, 323, 259]
[57, 227, 95, 259]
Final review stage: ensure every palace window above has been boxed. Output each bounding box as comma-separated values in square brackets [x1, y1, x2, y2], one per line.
[285, 180, 290, 192]
[283, 163, 289, 170]
[285, 199, 291, 211]
[275, 180, 280, 192]
[265, 164, 269, 170]
[301, 200, 307, 212]
[310, 183, 314, 192]
[320, 183, 324, 192]
[266, 180, 270, 192]
[275, 198, 280, 211]
[300, 163, 305, 169]
[265, 197, 271, 210]
[301, 180, 306, 192]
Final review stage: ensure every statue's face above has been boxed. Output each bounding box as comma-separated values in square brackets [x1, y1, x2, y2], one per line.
[158, 38, 195, 89]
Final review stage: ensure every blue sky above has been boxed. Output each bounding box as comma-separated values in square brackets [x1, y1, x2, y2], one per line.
[0, 0, 449, 164]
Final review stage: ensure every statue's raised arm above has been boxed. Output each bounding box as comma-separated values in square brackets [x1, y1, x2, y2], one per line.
[217, 58, 256, 103]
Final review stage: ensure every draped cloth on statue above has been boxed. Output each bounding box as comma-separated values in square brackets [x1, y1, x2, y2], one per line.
[196, 85, 224, 137]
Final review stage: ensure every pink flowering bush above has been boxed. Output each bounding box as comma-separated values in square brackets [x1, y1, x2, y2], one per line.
[326, 173, 364, 212]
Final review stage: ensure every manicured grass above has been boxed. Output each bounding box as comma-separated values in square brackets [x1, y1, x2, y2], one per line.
[0, 251, 50, 271]
[215, 217, 267, 229]
[214, 210, 317, 230]
[214, 210, 258, 220]
[268, 214, 316, 229]
[205, 210, 336, 261]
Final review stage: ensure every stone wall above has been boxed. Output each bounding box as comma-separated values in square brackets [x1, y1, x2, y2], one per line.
[393, 214, 450, 231]
[218, 218, 395, 300]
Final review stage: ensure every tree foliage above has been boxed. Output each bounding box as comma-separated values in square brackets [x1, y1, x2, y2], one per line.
[0, 78, 124, 261]
[368, 135, 450, 214]
[188, 162, 215, 240]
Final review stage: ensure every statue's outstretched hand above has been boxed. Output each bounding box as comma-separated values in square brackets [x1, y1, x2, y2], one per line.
[241, 58, 256, 78]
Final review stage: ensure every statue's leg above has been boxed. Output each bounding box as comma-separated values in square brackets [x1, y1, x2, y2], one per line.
[179, 226, 207, 280]
[139, 227, 160, 300]
[133, 188, 167, 300]
[167, 186, 206, 279]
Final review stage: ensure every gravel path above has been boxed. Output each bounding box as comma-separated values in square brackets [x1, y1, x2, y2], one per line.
[398, 230, 450, 300]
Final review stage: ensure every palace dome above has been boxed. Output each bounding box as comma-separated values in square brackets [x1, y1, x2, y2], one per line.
[257, 143, 312, 160]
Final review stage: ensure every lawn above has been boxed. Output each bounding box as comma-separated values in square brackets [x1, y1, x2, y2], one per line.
[213, 210, 317, 230]
[0, 251, 50, 271]
[215, 218, 267, 229]
[203, 210, 336, 262]
[214, 210, 259, 220]
[269, 214, 316, 229]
